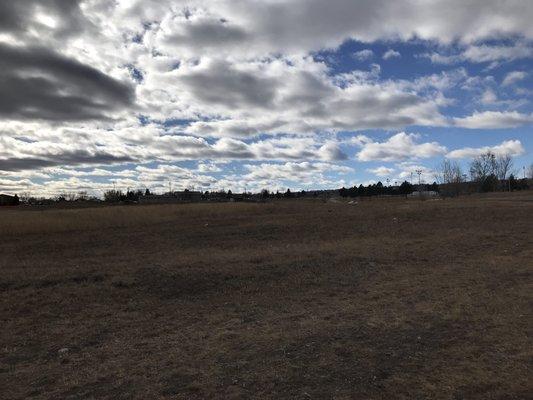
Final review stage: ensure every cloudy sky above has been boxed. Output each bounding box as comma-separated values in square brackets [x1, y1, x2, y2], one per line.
[1, 0, 532, 196]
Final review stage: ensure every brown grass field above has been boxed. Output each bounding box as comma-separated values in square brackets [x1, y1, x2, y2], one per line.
[1, 192, 532, 399]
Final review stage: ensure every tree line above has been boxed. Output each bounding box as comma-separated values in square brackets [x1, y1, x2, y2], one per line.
[338, 180, 437, 198]
[436, 151, 529, 196]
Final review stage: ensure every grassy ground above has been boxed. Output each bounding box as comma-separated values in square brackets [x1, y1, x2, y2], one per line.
[1, 193, 532, 399]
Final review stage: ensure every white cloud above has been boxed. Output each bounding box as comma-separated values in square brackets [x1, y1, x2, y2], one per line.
[447, 140, 525, 159]
[454, 111, 533, 129]
[236, 161, 352, 192]
[197, 162, 222, 173]
[423, 53, 461, 65]
[135, 164, 217, 190]
[349, 135, 374, 146]
[502, 71, 527, 86]
[367, 166, 395, 177]
[462, 43, 533, 63]
[353, 49, 374, 61]
[424, 42, 533, 65]
[480, 89, 498, 105]
[382, 49, 401, 60]
[356, 132, 447, 162]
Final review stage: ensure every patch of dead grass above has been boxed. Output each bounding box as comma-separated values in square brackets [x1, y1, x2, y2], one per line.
[1, 193, 532, 399]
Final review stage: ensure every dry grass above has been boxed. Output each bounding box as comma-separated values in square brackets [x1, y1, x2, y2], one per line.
[1, 193, 532, 399]
[0, 202, 270, 235]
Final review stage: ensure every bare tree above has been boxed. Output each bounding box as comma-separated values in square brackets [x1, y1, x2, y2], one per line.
[494, 154, 514, 191]
[470, 151, 497, 181]
[435, 159, 462, 184]
[469, 151, 500, 192]
[66, 192, 77, 202]
[435, 159, 463, 196]
[20, 192, 31, 203]
[495, 154, 513, 180]
[77, 191, 89, 201]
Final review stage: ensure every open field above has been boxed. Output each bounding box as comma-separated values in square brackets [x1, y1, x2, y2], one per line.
[1, 193, 532, 399]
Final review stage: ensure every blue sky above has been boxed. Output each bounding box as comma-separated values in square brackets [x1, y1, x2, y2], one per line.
[0, 1, 532, 196]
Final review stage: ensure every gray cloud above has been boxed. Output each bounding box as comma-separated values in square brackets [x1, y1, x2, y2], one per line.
[0, 44, 135, 121]
[178, 60, 277, 109]
[151, 0, 533, 58]
[0, 0, 88, 39]
[160, 14, 249, 51]
[0, 152, 135, 172]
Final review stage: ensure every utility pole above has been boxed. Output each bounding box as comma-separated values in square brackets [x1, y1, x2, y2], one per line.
[416, 169, 422, 198]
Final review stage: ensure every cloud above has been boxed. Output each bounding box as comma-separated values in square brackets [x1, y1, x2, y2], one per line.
[157, 12, 249, 55]
[0, 0, 89, 40]
[480, 89, 498, 105]
[244, 161, 350, 181]
[502, 71, 527, 86]
[0, 123, 351, 172]
[176, 59, 278, 110]
[159, 57, 447, 137]
[356, 132, 447, 162]
[367, 166, 395, 177]
[145, 0, 533, 58]
[185, 118, 289, 138]
[382, 49, 401, 60]
[318, 141, 348, 161]
[447, 140, 525, 159]
[0, 0, 532, 194]
[0, 44, 135, 121]
[197, 162, 222, 173]
[353, 49, 374, 61]
[462, 43, 533, 63]
[453, 111, 533, 129]
[0, 154, 134, 172]
[135, 164, 217, 190]
[424, 42, 533, 65]
[236, 161, 352, 191]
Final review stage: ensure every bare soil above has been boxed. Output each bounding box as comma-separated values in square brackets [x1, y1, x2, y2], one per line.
[1, 193, 532, 399]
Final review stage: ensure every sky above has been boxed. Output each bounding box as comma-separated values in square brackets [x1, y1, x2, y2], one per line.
[0, 0, 532, 197]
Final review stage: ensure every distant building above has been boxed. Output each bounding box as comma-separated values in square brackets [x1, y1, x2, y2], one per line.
[408, 190, 439, 197]
[0, 194, 20, 206]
